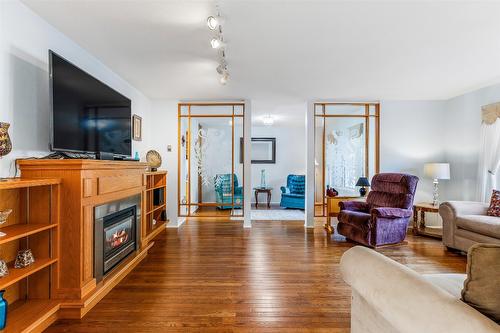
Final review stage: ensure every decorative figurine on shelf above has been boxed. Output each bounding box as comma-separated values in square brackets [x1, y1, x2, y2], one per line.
[0, 122, 12, 182]
[0, 261, 8, 278]
[0, 123, 12, 158]
[0, 290, 7, 329]
[326, 185, 338, 197]
[146, 150, 162, 172]
[356, 177, 371, 197]
[14, 249, 35, 268]
[0, 209, 12, 237]
[260, 169, 266, 188]
[134, 152, 140, 161]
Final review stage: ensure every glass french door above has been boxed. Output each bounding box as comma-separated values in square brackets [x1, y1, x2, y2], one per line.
[314, 103, 380, 217]
[178, 103, 245, 217]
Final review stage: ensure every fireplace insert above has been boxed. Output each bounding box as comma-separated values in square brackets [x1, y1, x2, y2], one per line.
[94, 195, 141, 282]
[102, 206, 136, 274]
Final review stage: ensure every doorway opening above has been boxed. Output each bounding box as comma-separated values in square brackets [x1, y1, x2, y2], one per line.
[178, 103, 245, 218]
[314, 103, 380, 217]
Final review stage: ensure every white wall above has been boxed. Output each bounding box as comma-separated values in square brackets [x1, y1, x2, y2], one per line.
[251, 125, 306, 203]
[443, 82, 500, 201]
[379, 100, 447, 203]
[149, 99, 179, 226]
[0, 0, 152, 178]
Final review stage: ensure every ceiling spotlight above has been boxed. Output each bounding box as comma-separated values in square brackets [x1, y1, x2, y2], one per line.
[216, 62, 227, 75]
[207, 16, 218, 30]
[210, 38, 224, 49]
[220, 72, 229, 85]
[263, 115, 274, 126]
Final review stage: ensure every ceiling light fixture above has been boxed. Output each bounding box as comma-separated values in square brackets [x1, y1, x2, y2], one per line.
[263, 115, 274, 126]
[207, 16, 218, 30]
[210, 37, 224, 49]
[208, 5, 230, 85]
[220, 72, 229, 85]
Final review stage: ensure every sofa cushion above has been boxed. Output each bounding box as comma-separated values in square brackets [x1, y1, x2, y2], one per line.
[487, 189, 500, 217]
[422, 273, 466, 299]
[462, 243, 500, 323]
[281, 193, 304, 199]
[456, 215, 500, 239]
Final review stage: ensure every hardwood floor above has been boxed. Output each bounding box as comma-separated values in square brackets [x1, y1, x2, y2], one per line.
[46, 218, 466, 332]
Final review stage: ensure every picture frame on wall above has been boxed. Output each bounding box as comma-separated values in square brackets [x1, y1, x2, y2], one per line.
[240, 137, 276, 164]
[132, 114, 142, 141]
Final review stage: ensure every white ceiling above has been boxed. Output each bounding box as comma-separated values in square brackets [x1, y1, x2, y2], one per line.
[22, 0, 500, 125]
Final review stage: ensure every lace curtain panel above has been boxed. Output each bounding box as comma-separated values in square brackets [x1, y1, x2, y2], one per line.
[477, 102, 500, 202]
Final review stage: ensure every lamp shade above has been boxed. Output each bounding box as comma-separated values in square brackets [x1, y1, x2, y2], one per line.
[355, 177, 370, 187]
[424, 163, 450, 180]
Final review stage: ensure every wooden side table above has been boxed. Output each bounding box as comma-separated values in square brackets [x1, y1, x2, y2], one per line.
[413, 202, 442, 239]
[254, 187, 272, 208]
[325, 196, 366, 234]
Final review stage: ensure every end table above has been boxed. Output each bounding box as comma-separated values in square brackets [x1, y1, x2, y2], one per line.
[413, 202, 442, 239]
[254, 187, 272, 208]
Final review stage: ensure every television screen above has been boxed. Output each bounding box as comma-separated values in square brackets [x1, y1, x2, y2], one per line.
[50, 51, 132, 157]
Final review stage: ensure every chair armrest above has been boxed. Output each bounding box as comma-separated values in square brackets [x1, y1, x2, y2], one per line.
[234, 186, 243, 195]
[339, 201, 369, 212]
[371, 207, 413, 219]
[340, 246, 500, 333]
[439, 201, 489, 219]
[280, 186, 289, 194]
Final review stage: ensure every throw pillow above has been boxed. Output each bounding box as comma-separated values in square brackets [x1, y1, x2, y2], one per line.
[461, 243, 500, 323]
[486, 189, 500, 217]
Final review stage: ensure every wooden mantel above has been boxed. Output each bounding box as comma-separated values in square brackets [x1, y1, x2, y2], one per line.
[18, 159, 153, 319]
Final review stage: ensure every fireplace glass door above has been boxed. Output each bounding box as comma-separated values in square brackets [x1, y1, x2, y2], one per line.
[103, 206, 136, 273]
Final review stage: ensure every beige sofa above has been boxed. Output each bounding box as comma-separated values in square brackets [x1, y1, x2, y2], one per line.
[439, 201, 500, 252]
[340, 246, 500, 333]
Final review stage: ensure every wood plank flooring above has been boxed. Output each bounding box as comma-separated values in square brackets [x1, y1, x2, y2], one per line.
[46, 219, 466, 332]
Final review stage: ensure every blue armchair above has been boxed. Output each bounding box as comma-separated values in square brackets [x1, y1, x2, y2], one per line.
[214, 174, 243, 209]
[280, 175, 305, 209]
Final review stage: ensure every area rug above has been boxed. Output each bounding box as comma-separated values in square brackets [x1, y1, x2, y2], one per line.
[250, 209, 305, 221]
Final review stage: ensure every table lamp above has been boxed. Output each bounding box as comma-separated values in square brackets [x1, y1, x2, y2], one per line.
[424, 163, 450, 206]
[355, 177, 370, 196]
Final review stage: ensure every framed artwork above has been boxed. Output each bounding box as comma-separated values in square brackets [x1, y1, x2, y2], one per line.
[132, 114, 142, 141]
[240, 137, 276, 164]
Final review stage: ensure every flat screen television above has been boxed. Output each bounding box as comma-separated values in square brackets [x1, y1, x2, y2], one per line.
[49, 50, 132, 157]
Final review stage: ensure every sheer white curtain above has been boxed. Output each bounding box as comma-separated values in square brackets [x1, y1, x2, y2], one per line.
[477, 103, 500, 202]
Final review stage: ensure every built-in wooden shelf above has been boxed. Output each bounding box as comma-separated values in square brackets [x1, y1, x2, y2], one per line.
[4, 299, 60, 333]
[143, 220, 166, 245]
[0, 176, 60, 332]
[142, 171, 167, 247]
[0, 178, 60, 190]
[0, 258, 58, 290]
[149, 203, 166, 214]
[0, 223, 57, 245]
[145, 185, 166, 192]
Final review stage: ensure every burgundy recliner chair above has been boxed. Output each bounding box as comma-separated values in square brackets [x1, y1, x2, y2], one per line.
[337, 173, 419, 247]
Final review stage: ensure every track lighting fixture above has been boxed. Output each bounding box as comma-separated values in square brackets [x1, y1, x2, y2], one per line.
[220, 72, 229, 85]
[210, 37, 224, 49]
[208, 5, 229, 85]
[207, 16, 218, 30]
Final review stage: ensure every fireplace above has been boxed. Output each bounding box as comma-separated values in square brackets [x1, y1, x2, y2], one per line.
[94, 195, 141, 282]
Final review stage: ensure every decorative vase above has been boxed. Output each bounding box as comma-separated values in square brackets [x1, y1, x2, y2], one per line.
[260, 169, 266, 188]
[14, 249, 35, 268]
[0, 123, 12, 157]
[0, 209, 11, 237]
[0, 261, 8, 278]
[0, 290, 7, 329]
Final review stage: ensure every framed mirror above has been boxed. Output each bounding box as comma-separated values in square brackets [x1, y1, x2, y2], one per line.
[240, 137, 276, 164]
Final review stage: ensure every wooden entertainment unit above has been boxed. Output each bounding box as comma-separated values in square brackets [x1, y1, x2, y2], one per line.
[5, 159, 168, 331]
